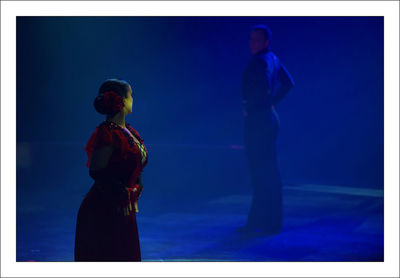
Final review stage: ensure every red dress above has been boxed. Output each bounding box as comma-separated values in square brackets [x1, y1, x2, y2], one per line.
[74, 121, 148, 261]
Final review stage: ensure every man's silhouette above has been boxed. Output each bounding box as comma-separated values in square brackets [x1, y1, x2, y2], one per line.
[240, 25, 294, 235]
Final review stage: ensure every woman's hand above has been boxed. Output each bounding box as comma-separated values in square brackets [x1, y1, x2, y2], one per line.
[133, 185, 140, 213]
[118, 187, 138, 216]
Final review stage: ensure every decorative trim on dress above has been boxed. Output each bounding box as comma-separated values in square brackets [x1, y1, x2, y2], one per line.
[100, 121, 148, 164]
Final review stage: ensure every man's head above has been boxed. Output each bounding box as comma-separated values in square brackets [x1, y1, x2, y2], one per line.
[249, 25, 271, 55]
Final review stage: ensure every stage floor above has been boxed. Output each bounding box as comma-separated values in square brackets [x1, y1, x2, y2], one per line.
[17, 184, 383, 262]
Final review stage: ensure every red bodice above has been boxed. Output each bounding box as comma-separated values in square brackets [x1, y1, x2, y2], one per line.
[85, 121, 148, 188]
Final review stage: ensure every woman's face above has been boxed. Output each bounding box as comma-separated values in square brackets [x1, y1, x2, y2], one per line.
[124, 86, 133, 114]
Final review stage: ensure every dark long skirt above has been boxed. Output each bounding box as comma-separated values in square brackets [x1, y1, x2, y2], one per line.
[74, 184, 141, 261]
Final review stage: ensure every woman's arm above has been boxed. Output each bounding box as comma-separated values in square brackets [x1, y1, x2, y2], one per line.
[89, 145, 135, 215]
[90, 146, 113, 171]
[136, 174, 144, 198]
[88, 146, 122, 185]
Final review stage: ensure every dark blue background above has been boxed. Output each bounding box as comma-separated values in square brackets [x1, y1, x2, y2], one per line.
[16, 17, 383, 261]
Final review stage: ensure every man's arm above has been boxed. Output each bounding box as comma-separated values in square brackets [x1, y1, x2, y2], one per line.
[273, 64, 294, 105]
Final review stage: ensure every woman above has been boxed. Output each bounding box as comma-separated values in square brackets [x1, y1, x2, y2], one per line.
[75, 79, 148, 261]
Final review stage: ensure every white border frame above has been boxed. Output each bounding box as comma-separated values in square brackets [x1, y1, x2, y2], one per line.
[1, 1, 399, 277]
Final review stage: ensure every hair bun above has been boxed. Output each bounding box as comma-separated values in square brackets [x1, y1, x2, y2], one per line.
[95, 79, 130, 116]
[94, 94, 107, 115]
[94, 91, 124, 116]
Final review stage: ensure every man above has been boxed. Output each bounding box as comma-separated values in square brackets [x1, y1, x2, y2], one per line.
[240, 25, 294, 236]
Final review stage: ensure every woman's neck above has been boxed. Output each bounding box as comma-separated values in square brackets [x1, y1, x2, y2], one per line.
[106, 111, 126, 128]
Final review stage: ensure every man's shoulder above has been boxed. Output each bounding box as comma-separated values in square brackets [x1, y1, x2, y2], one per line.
[264, 51, 280, 62]
[248, 54, 280, 72]
[253, 50, 279, 61]
[249, 54, 268, 68]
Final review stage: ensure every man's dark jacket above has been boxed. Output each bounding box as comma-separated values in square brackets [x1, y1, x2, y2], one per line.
[242, 47, 294, 114]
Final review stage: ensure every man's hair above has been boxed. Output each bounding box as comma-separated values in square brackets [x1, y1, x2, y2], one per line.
[251, 24, 272, 41]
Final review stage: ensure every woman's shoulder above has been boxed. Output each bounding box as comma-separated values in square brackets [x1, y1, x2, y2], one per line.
[95, 121, 125, 136]
[97, 120, 118, 131]
[90, 121, 125, 146]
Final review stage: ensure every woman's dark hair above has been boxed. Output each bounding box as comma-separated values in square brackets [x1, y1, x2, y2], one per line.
[252, 24, 272, 41]
[94, 79, 131, 116]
